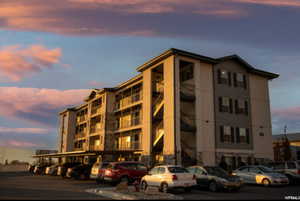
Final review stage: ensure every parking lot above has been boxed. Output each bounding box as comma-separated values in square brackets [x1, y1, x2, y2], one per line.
[0, 172, 299, 200]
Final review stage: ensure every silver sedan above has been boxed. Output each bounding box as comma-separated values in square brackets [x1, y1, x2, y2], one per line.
[233, 166, 289, 186]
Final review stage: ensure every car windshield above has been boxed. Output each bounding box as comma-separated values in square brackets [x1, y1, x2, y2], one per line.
[168, 167, 189, 173]
[258, 166, 273, 173]
[205, 167, 228, 177]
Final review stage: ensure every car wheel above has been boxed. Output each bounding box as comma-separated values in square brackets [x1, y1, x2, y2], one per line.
[286, 175, 294, 185]
[160, 182, 169, 193]
[209, 181, 218, 192]
[141, 181, 148, 191]
[262, 178, 271, 187]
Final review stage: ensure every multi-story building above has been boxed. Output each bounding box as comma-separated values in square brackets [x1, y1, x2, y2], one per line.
[57, 48, 279, 168]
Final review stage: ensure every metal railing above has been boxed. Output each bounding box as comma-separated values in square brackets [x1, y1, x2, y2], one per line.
[114, 92, 142, 111]
[114, 141, 141, 151]
[153, 93, 164, 113]
[113, 118, 141, 131]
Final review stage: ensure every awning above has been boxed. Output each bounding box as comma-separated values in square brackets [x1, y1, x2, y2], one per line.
[32, 150, 141, 158]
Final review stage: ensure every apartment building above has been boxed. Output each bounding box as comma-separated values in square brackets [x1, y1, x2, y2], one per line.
[57, 48, 279, 168]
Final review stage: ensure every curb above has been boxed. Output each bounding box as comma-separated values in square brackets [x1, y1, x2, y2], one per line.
[85, 187, 183, 200]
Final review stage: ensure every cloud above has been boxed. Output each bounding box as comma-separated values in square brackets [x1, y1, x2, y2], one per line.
[0, 0, 299, 52]
[0, 140, 45, 148]
[232, 0, 300, 7]
[0, 127, 49, 135]
[272, 106, 300, 134]
[0, 45, 62, 82]
[0, 87, 90, 127]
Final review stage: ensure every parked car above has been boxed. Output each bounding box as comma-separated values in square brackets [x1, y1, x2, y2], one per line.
[140, 165, 197, 193]
[66, 164, 93, 180]
[233, 165, 289, 186]
[45, 164, 59, 176]
[267, 161, 300, 184]
[90, 161, 111, 184]
[103, 161, 148, 185]
[57, 162, 81, 177]
[28, 164, 35, 173]
[33, 164, 49, 175]
[187, 166, 243, 192]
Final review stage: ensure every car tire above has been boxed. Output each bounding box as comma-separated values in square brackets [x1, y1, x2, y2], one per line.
[262, 178, 271, 187]
[141, 181, 148, 191]
[286, 175, 294, 185]
[160, 182, 169, 193]
[208, 181, 218, 192]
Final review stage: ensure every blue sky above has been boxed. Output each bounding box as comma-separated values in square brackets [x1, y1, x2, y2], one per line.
[0, 0, 300, 151]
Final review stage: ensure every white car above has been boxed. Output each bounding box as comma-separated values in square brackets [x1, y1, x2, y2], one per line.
[140, 165, 197, 193]
[233, 166, 289, 186]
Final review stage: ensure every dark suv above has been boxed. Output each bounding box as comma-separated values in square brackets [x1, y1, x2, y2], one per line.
[103, 161, 148, 185]
[67, 164, 93, 180]
[57, 162, 81, 177]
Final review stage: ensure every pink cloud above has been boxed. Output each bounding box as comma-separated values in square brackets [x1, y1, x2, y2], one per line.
[6, 140, 44, 148]
[0, 45, 62, 82]
[273, 106, 300, 119]
[0, 87, 90, 126]
[232, 0, 300, 7]
[0, 127, 49, 134]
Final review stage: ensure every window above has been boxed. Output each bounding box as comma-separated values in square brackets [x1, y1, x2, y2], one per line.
[137, 164, 147, 171]
[150, 167, 159, 175]
[235, 99, 248, 115]
[158, 167, 166, 174]
[219, 97, 233, 113]
[180, 61, 194, 82]
[287, 162, 296, 169]
[236, 128, 248, 144]
[218, 69, 231, 85]
[220, 126, 234, 143]
[234, 73, 247, 89]
[168, 167, 189, 173]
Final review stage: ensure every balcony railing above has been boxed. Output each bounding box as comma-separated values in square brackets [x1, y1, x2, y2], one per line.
[114, 141, 141, 151]
[153, 81, 164, 93]
[113, 118, 141, 130]
[90, 125, 103, 134]
[77, 115, 87, 123]
[74, 132, 86, 139]
[114, 92, 142, 111]
[89, 145, 101, 151]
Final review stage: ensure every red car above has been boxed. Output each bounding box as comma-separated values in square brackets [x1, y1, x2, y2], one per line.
[103, 161, 148, 185]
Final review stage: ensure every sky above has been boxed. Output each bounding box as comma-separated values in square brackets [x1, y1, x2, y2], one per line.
[0, 0, 300, 154]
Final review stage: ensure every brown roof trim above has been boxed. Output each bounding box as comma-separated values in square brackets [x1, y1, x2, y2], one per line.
[136, 48, 216, 72]
[217, 55, 279, 79]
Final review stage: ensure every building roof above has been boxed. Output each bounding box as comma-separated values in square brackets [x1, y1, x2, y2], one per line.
[136, 48, 279, 80]
[273, 133, 300, 142]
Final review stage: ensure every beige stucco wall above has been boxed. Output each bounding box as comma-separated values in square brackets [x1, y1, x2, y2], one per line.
[141, 70, 152, 161]
[163, 55, 177, 164]
[249, 74, 273, 160]
[196, 62, 216, 165]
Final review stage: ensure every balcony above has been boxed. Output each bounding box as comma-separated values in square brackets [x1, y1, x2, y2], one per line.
[114, 141, 141, 151]
[74, 132, 86, 139]
[89, 145, 102, 151]
[114, 118, 141, 131]
[91, 107, 101, 116]
[114, 92, 142, 111]
[77, 115, 87, 123]
[89, 125, 103, 134]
